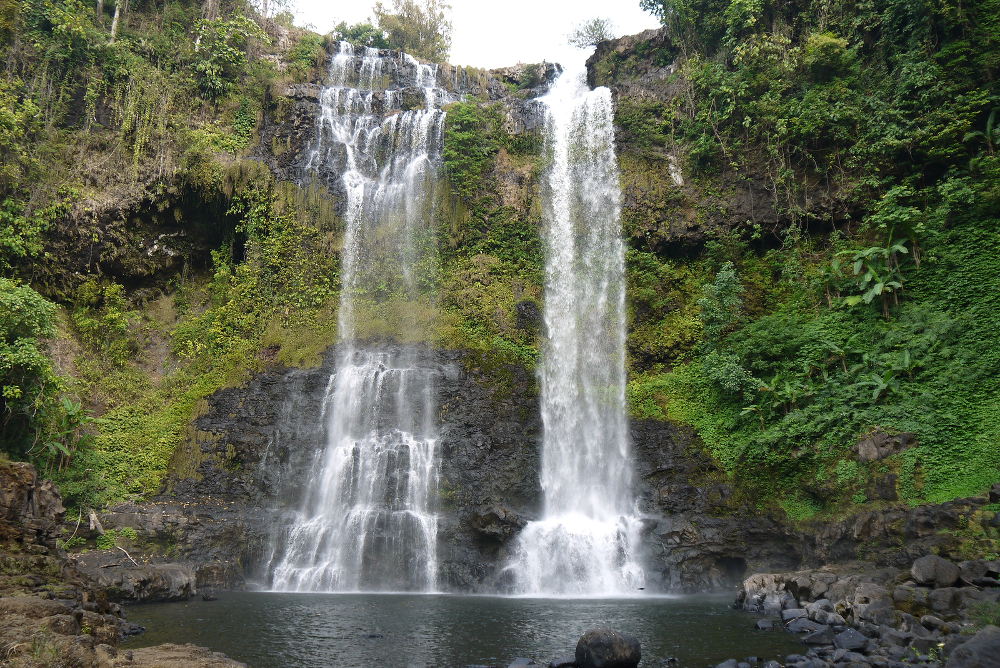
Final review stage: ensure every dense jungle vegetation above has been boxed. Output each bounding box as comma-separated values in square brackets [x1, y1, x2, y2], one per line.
[624, 0, 1000, 516]
[1, 0, 997, 529]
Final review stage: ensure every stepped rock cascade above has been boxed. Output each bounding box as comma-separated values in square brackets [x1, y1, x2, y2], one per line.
[267, 42, 451, 592]
[505, 63, 645, 595]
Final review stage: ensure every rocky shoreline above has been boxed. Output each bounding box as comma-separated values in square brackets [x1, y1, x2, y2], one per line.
[712, 554, 1000, 668]
[0, 460, 245, 667]
[5, 455, 999, 667]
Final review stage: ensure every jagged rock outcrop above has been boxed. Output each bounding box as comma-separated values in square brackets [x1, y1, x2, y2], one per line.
[0, 462, 243, 667]
[121, 344, 999, 594]
[146, 344, 542, 591]
[256, 46, 555, 193]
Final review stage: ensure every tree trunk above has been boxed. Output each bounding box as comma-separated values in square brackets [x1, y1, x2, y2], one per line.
[96, 0, 103, 20]
[109, 2, 120, 42]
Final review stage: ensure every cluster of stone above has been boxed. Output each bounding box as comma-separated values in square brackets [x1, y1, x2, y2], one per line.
[723, 556, 1000, 667]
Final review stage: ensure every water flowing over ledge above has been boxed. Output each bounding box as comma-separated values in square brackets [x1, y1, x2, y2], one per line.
[504, 62, 646, 596]
[265, 43, 451, 593]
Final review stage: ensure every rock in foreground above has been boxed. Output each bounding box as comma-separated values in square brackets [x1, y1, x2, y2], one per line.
[575, 629, 641, 668]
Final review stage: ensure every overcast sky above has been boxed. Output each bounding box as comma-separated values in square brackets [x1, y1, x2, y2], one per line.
[290, 0, 662, 68]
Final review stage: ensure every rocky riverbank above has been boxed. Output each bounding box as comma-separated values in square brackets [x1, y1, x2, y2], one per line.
[711, 552, 1000, 667]
[0, 460, 245, 667]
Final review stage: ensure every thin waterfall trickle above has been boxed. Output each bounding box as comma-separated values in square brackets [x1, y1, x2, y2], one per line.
[505, 62, 646, 596]
[266, 43, 451, 593]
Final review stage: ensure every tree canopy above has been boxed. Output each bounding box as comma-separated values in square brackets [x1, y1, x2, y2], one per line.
[568, 17, 615, 49]
[373, 0, 452, 62]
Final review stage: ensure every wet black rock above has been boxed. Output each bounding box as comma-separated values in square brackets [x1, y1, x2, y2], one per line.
[833, 628, 868, 651]
[911, 554, 961, 588]
[575, 629, 641, 668]
[946, 625, 1000, 667]
[802, 627, 835, 645]
[787, 618, 826, 634]
[781, 608, 808, 621]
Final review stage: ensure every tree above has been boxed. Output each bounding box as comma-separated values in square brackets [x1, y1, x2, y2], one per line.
[192, 14, 269, 99]
[373, 0, 452, 62]
[568, 17, 615, 48]
[333, 21, 390, 49]
[0, 279, 58, 459]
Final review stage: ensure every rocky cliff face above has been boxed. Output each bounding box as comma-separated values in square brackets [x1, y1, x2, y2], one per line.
[125, 338, 1000, 595]
[119, 345, 542, 592]
[62, 34, 997, 599]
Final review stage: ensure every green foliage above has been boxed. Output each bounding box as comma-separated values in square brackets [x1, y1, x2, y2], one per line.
[969, 601, 1000, 629]
[628, 0, 1000, 516]
[625, 250, 704, 367]
[54, 180, 340, 507]
[286, 31, 325, 80]
[0, 279, 59, 457]
[442, 101, 502, 203]
[193, 15, 269, 99]
[332, 21, 390, 50]
[698, 261, 743, 346]
[0, 78, 41, 194]
[374, 0, 452, 62]
[568, 17, 614, 49]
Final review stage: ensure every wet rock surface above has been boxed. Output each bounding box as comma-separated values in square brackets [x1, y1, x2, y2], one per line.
[575, 629, 642, 668]
[147, 344, 543, 591]
[723, 555, 1000, 667]
[122, 340, 1000, 596]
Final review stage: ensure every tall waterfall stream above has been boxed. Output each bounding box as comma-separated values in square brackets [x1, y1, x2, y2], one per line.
[266, 43, 450, 592]
[504, 62, 646, 595]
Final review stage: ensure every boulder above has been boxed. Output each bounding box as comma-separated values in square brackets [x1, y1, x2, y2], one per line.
[787, 618, 826, 634]
[575, 630, 641, 668]
[945, 625, 1000, 668]
[75, 560, 197, 602]
[802, 627, 835, 645]
[928, 587, 961, 614]
[911, 555, 960, 588]
[806, 599, 834, 616]
[755, 618, 775, 631]
[833, 628, 868, 651]
[781, 608, 808, 621]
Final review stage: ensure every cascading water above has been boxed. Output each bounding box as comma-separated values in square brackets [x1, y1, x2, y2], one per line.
[505, 62, 646, 596]
[267, 43, 451, 592]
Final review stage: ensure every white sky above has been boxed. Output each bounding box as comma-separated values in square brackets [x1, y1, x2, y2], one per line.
[290, 0, 662, 68]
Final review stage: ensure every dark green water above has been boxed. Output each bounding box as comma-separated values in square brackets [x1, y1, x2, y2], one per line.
[124, 592, 802, 667]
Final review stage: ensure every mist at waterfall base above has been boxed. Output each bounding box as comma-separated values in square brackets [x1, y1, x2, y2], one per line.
[126, 592, 804, 667]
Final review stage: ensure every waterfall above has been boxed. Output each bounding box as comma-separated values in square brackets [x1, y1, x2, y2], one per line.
[267, 43, 450, 593]
[505, 63, 646, 595]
